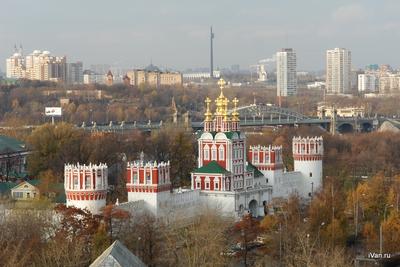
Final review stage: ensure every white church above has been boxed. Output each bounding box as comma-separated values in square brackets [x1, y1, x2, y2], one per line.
[64, 79, 323, 219]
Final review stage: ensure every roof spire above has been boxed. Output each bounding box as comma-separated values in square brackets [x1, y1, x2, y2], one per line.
[204, 97, 212, 122]
[232, 97, 240, 122]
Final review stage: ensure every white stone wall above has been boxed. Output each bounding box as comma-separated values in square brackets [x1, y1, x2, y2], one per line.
[294, 160, 323, 197]
[67, 199, 106, 215]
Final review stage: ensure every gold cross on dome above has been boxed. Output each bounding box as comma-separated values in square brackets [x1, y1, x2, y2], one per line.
[232, 97, 239, 108]
[217, 78, 226, 89]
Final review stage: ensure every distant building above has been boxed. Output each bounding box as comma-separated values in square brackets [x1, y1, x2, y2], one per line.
[307, 81, 325, 89]
[379, 74, 400, 94]
[6, 48, 68, 82]
[25, 50, 67, 82]
[11, 180, 40, 200]
[183, 70, 221, 81]
[358, 74, 377, 93]
[83, 70, 106, 84]
[126, 66, 182, 88]
[106, 70, 113, 86]
[276, 48, 297, 96]
[6, 51, 25, 79]
[317, 105, 365, 118]
[67, 62, 83, 85]
[326, 48, 352, 94]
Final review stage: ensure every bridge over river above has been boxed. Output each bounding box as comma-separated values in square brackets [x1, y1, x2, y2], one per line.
[81, 104, 386, 134]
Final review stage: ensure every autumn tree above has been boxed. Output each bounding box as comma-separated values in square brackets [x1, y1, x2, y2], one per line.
[164, 208, 232, 267]
[101, 204, 130, 243]
[232, 213, 261, 267]
[27, 123, 86, 178]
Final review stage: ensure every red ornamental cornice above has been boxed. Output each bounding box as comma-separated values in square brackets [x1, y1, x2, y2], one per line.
[66, 190, 107, 201]
[126, 184, 171, 193]
[254, 164, 284, 171]
[293, 154, 323, 161]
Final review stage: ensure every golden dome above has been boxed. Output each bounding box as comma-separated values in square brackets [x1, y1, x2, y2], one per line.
[215, 78, 229, 118]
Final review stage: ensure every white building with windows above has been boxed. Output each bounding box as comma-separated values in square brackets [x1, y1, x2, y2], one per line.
[6, 52, 26, 79]
[358, 74, 377, 93]
[326, 48, 352, 94]
[277, 48, 297, 96]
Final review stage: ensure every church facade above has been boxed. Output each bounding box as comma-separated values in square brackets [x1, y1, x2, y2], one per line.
[64, 78, 323, 219]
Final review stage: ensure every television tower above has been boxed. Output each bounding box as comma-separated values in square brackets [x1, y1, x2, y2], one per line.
[210, 26, 214, 79]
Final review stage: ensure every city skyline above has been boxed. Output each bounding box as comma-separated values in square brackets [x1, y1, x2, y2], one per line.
[2, 0, 400, 71]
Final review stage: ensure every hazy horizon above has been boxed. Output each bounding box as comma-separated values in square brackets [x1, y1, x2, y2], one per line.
[1, 0, 400, 72]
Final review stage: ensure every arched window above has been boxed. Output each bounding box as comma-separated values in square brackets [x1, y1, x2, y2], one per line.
[211, 145, 217, 160]
[204, 145, 210, 160]
[219, 145, 225, 160]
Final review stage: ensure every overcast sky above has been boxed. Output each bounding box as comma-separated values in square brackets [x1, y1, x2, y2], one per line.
[1, 0, 400, 71]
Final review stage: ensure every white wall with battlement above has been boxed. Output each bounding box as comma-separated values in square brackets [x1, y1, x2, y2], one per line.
[293, 136, 323, 198]
[64, 163, 108, 215]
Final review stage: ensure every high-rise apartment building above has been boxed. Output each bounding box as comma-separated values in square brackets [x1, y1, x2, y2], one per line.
[6, 51, 25, 79]
[7, 49, 67, 82]
[326, 48, 352, 94]
[276, 48, 297, 96]
[67, 62, 83, 85]
[358, 74, 377, 93]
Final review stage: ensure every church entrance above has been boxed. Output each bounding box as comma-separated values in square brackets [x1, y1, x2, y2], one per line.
[249, 199, 258, 217]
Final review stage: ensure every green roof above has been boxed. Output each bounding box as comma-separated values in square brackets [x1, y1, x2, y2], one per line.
[0, 182, 17, 194]
[26, 179, 41, 186]
[246, 162, 264, 178]
[0, 135, 26, 154]
[194, 161, 230, 174]
[197, 131, 240, 140]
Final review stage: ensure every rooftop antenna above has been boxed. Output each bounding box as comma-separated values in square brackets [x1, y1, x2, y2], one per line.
[210, 26, 214, 79]
[14, 44, 17, 53]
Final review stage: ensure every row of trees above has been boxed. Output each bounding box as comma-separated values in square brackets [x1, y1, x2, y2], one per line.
[3, 81, 400, 126]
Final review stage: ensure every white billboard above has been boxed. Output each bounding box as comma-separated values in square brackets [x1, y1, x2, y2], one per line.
[45, 107, 62, 117]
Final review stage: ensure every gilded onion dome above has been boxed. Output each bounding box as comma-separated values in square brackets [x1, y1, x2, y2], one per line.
[215, 78, 229, 118]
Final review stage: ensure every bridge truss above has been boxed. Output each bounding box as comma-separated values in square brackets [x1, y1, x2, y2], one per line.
[229, 104, 312, 124]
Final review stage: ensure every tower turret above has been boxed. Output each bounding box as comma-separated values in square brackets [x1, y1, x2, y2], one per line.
[126, 160, 171, 215]
[248, 145, 283, 188]
[64, 163, 108, 214]
[292, 136, 323, 198]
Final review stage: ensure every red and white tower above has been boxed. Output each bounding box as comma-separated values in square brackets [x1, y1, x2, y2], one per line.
[248, 145, 284, 187]
[293, 136, 323, 197]
[126, 161, 171, 215]
[64, 163, 108, 215]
